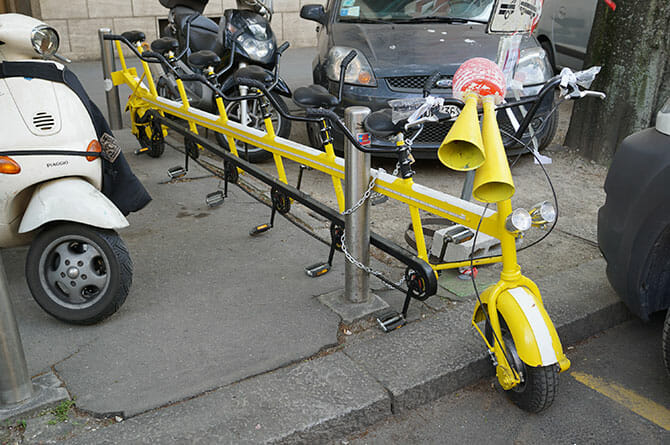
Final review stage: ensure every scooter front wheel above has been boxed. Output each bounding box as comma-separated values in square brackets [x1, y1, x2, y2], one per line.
[485, 318, 559, 413]
[25, 223, 132, 325]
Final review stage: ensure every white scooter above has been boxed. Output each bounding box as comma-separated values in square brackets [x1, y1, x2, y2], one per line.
[0, 14, 149, 324]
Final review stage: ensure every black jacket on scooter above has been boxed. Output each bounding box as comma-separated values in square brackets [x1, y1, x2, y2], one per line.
[0, 61, 151, 216]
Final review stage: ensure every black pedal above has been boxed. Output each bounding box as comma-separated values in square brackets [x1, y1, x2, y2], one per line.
[205, 191, 225, 208]
[376, 310, 406, 332]
[134, 146, 150, 155]
[250, 223, 272, 236]
[371, 193, 389, 206]
[167, 166, 187, 179]
[305, 262, 330, 278]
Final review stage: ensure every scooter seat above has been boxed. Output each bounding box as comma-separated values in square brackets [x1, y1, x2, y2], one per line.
[364, 109, 405, 138]
[188, 50, 221, 69]
[122, 30, 146, 44]
[292, 85, 339, 110]
[233, 65, 274, 87]
[151, 37, 180, 55]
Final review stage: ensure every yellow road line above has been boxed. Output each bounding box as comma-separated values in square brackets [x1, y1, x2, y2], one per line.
[571, 371, 670, 430]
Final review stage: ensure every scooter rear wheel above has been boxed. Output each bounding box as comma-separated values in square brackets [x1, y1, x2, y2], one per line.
[485, 317, 559, 413]
[25, 223, 133, 325]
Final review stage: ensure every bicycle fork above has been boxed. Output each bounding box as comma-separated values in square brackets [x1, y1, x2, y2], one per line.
[471, 199, 570, 389]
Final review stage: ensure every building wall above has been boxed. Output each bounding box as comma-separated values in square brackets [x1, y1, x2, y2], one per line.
[33, 0, 324, 60]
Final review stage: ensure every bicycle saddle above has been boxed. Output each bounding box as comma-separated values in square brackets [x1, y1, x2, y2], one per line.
[151, 37, 180, 54]
[188, 50, 221, 69]
[233, 65, 274, 86]
[292, 85, 339, 110]
[364, 109, 405, 138]
[121, 30, 145, 44]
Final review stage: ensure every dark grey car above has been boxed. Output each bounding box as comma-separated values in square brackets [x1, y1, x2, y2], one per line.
[300, 0, 557, 158]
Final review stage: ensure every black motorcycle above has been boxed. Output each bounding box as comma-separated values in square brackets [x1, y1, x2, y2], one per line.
[156, 0, 291, 162]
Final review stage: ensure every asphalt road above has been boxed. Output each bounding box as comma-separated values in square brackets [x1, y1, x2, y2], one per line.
[341, 314, 670, 444]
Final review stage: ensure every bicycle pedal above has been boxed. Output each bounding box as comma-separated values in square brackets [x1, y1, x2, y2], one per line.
[376, 310, 406, 332]
[371, 194, 389, 206]
[305, 262, 330, 278]
[167, 166, 187, 179]
[134, 147, 150, 156]
[205, 191, 225, 208]
[250, 223, 272, 236]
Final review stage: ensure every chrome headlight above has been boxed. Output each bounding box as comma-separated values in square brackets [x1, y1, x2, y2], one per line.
[514, 47, 551, 95]
[31, 25, 59, 58]
[326, 47, 377, 87]
[238, 34, 274, 61]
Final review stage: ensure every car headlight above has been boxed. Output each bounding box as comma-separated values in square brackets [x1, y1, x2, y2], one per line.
[238, 34, 274, 61]
[326, 47, 377, 87]
[514, 47, 551, 95]
[31, 25, 59, 58]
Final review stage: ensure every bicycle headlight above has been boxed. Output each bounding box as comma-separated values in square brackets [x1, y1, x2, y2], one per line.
[31, 25, 59, 58]
[514, 47, 551, 95]
[326, 47, 377, 87]
[506, 208, 532, 234]
[529, 201, 556, 228]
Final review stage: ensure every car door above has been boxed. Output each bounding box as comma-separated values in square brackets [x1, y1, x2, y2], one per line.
[536, 0, 597, 70]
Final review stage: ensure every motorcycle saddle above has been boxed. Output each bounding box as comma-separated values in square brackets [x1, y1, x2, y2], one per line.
[292, 85, 339, 110]
[151, 37, 180, 55]
[364, 109, 406, 138]
[189, 50, 221, 69]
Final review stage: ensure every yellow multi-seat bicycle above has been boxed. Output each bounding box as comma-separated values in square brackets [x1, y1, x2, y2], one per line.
[104, 29, 603, 412]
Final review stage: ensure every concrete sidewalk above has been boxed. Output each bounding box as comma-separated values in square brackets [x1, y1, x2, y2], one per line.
[0, 49, 630, 443]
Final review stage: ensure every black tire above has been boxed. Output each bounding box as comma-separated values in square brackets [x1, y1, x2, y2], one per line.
[540, 39, 557, 74]
[485, 317, 558, 413]
[215, 92, 291, 163]
[663, 309, 670, 376]
[135, 112, 165, 158]
[25, 223, 133, 325]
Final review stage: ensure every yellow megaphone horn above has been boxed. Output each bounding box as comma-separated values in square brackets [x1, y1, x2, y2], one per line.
[437, 93, 486, 171]
[472, 97, 515, 203]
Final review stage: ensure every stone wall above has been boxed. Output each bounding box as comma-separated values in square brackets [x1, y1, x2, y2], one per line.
[33, 0, 324, 60]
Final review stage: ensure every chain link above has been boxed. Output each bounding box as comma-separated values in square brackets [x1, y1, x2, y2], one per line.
[339, 166, 406, 291]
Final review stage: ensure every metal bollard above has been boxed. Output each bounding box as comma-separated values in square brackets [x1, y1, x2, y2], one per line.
[98, 28, 123, 130]
[0, 253, 33, 406]
[344, 106, 372, 304]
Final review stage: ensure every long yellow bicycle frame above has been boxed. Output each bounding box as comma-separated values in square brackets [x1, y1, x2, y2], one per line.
[109, 41, 569, 385]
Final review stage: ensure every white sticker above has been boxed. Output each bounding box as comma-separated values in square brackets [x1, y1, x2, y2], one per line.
[103, 78, 113, 92]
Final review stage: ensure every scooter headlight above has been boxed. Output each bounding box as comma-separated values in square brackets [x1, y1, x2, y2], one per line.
[238, 35, 274, 61]
[31, 25, 60, 58]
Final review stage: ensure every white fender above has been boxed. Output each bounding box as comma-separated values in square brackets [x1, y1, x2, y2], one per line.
[18, 177, 129, 233]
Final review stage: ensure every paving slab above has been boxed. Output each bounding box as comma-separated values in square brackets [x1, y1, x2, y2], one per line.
[63, 352, 390, 444]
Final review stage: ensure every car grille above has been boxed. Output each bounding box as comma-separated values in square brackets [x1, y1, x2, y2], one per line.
[405, 112, 545, 147]
[387, 75, 453, 91]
